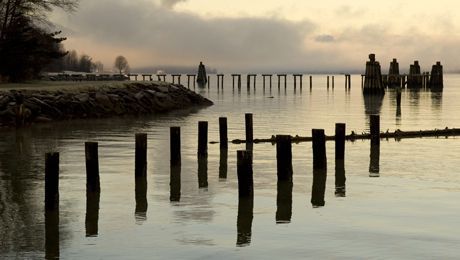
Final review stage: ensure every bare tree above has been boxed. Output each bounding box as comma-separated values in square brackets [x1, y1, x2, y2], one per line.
[114, 55, 129, 75]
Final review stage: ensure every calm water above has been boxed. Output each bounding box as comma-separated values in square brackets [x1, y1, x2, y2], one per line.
[1, 74, 460, 259]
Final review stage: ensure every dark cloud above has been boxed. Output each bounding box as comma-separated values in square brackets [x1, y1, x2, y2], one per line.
[161, 0, 187, 8]
[315, 34, 335, 42]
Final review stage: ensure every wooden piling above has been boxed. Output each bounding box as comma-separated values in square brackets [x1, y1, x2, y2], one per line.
[135, 133, 147, 178]
[276, 180, 292, 223]
[370, 115, 380, 146]
[332, 76, 335, 88]
[335, 123, 346, 161]
[219, 117, 228, 149]
[207, 76, 210, 88]
[236, 197, 253, 247]
[311, 129, 327, 207]
[198, 121, 208, 156]
[45, 152, 60, 211]
[170, 127, 181, 166]
[310, 76, 313, 88]
[327, 76, 330, 88]
[396, 89, 402, 107]
[369, 142, 380, 177]
[245, 113, 253, 144]
[198, 154, 208, 188]
[170, 164, 181, 201]
[219, 148, 228, 179]
[276, 135, 293, 181]
[85, 191, 100, 237]
[85, 142, 100, 193]
[237, 150, 254, 198]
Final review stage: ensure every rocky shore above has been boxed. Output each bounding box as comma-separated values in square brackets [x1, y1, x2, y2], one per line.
[0, 82, 213, 127]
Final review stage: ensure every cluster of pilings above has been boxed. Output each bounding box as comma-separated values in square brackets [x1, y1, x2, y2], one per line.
[362, 54, 444, 94]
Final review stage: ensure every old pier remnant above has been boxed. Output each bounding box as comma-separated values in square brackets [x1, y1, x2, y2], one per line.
[387, 58, 401, 88]
[186, 74, 196, 89]
[217, 74, 224, 89]
[232, 74, 242, 90]
[277, 74, 287, 89]
[407, 61, 422, 88]
[363, 54, 385, 94]
[171, 74, 181, 85]
[262, 74, 273, 89]
[430, 61, 444, 90]
[293, 74, 303, 89]
[196, 61, 207, 85]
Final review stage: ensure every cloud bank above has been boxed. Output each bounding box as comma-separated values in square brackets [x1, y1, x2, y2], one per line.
[53, 0, 460, 72]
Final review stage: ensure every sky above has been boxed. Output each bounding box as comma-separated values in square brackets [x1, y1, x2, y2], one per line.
[50, 0, 460, 73]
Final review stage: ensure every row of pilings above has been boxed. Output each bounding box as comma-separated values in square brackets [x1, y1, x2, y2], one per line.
[42, 112, 385, 254]
[362, 53, 444, 95]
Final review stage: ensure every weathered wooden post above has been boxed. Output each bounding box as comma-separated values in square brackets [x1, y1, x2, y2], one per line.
[335, 124, 346, 161]
[198, 121, 208, 156]
[169, 127, 181, 200]
[276, 135, 293, 181]
[135, 133, 147, 178]
[236, 196, 253, 247]
[335, 124, 346, 197]
[85, 142, 100, 193]
[217, 74, 224, 89]
[276, 179, 293, 224]
[219, 147, 228, 179]
[363, 54, 385, 94]
[311, 129, 327, 207]
[45, 152, 60, 258]
[237, 150, 253, 198]
[247, 74, 251, 91]
[429, 61, 443, 90]
[170, 127, 181, 166]
[310, 76, 313, 89]
[370, 115, 380, 146]
[85, 190, 100, 237]
[347, 74, 351, 89]
[244, 113, 254, 150]
[238, 75, 242, 89]
[361, 75, 364, 88]
[219, 117, 228, 149]
[207, 76, 210, 88]
[332, 76, 335, 88]
[388, 58, 401, 88]
[327, 76, 330, 88]
[277, 74, 281, 89]
[294, 75, 297, 89]
[45, 152, 60, 211]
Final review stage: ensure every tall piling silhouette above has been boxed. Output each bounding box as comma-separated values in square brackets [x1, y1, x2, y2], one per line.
[276, 135, 293, 182]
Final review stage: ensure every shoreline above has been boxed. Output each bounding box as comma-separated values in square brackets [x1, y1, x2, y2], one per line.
[0, 81, 213, 127]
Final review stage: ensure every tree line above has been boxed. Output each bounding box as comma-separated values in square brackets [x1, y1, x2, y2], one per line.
[46, 49, 104, 73]
[0, 0, 79, 82]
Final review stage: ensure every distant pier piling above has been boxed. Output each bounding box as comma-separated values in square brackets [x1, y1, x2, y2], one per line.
[217, 74, 224, 89]
[309, 76, 313, 89]
[363, 54, 384, 94]
[327, 76, 330, 89]
[276, 135, 293, 181]
[246, 74, 256, 91]
[293, 74, 303, 89]
[407, 61, 422, 89]
[232, 74, 242, 90]
[332, 76, 335, 88]
[277, 74, 287, 89]
[157, 74, 166, 82]
[262, 74, 273, 89]
[85, 142, 100, 193]
[172, 74, 181, 85]
[429, 61, 443, 90]
[186, 74, 196, 89]
[311, 129, 327, 207]
[387, 58, 401, 88]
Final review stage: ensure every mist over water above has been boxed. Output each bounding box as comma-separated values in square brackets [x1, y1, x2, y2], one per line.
[1, 74, 460, 258]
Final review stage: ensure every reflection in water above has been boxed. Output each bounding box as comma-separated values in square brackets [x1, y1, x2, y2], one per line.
[363, 94, 384, 116]
[369, 143, 380, 177]
[219, 149, 228, 179]
[335, 160, 346, 197]
[431, 90, 443, 112]
[408, 89, 421, 107]
[85, 192, 100, 237]
[45, 209, 59, 259]
[135, 177, 148, 223]
[170, 165, 181, 202]
[198, 155, 208, 188]
[236, 198, 253, 247]
[311, 168, 327, 207]
[276, 180, 293, 223]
